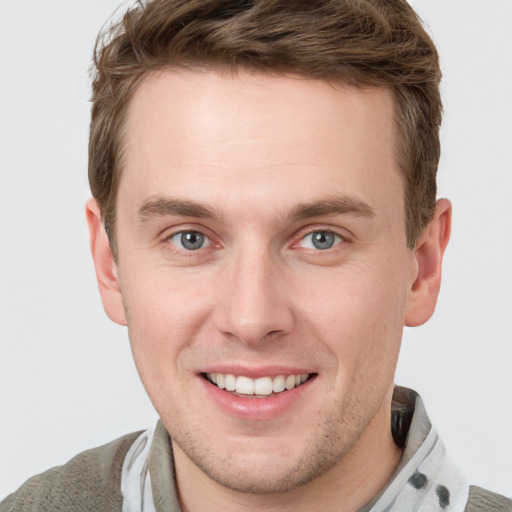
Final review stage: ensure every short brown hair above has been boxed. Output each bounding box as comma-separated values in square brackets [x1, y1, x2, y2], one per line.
[89, 0, 442, 255]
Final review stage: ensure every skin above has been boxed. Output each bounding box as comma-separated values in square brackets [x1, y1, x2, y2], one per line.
[87, 69, 451, 511]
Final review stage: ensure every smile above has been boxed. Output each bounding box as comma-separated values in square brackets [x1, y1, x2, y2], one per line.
[205, 372, 310, 396]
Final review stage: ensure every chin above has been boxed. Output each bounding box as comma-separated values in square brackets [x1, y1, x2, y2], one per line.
[171, 422, 353, 495]
[186, 450, 332, 494]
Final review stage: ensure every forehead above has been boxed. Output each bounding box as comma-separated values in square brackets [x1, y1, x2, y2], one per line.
[119, 69, 403, 221]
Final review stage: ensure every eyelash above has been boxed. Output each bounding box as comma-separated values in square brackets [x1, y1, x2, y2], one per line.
[165, 229, 213, 252]
[295, 230, 344, 251]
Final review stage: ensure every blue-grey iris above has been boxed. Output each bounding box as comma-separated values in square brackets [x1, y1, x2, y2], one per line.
[312, 231, 336, 250]
[181, 231, 205, 250]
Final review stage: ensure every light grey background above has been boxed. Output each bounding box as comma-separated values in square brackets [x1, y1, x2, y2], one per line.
[1, 0, 511, 500]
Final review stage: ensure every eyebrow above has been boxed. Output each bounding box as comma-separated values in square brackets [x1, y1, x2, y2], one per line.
[137, 194, 375, 223]
[290, 195, 375, 220]
[138, 197, 218, 221]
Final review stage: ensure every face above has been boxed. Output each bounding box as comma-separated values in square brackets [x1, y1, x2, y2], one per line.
[104, 70, 421, 493]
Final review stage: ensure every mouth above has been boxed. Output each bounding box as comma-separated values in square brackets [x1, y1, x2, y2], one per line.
[203, 372, 315, 398]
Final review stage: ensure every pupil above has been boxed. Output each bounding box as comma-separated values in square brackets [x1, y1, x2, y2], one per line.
[312, 231, 334, 250]
[181, 232, 204, 250]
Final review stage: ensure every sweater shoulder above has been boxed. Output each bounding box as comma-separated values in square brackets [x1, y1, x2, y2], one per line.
[464, 485, 512, 512]
[0, 430, 143, 512]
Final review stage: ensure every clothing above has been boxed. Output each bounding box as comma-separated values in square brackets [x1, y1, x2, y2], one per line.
[1, 387, 510, 512]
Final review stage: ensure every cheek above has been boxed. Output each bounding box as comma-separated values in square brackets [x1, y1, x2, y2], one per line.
[121, 266, 213, 367]
[297, 261, 408, 369]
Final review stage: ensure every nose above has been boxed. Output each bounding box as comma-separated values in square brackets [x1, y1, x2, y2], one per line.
[213, 248, 294, 345]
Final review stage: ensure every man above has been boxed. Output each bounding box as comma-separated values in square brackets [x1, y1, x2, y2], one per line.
[1, 0, 510, 511]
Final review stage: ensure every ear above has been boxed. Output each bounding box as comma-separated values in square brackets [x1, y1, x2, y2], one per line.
[85, 198, 127, 326]
[405, 198, 452, 327]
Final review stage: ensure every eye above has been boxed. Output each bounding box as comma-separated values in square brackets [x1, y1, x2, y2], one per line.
[169, 231, 210, 251]
[299, 230, 342, 250]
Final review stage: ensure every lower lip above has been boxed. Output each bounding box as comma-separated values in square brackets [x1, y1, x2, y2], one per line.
[199, 375, 316, 420]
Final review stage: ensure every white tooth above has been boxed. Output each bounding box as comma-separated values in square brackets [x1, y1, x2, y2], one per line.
[272, 375, 285, 393]
[254, 377, 273, 395]
[285, 375, 296, 390]
[217, 373, 225, 389]
[210, 373, 217, 384]
[236, 376, 255, 395]
[295, 375, 301, 386]
[224, 374, 236, 391]
[301, 373, 309, 383]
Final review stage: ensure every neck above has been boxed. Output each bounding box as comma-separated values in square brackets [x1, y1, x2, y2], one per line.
[173, 390, 402, 512]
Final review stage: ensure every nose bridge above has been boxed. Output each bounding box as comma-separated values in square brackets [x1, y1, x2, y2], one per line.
[214, 243, 293, 344]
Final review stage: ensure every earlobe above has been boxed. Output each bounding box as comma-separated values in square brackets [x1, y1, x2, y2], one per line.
[85, 198, 127, 326]
[405, 198, 452, 327]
